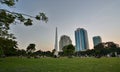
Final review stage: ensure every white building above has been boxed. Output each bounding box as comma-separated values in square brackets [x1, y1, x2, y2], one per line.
[59, 35, 72, 51]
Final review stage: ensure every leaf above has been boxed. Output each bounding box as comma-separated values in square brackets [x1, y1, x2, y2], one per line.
[0, 0, 18, 6]
[24, 18, 33, 26]
[35, 15, 40, 20]
[17, 14, 25, 22]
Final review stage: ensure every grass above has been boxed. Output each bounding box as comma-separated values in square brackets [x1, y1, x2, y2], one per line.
[0, 57, 120, 72]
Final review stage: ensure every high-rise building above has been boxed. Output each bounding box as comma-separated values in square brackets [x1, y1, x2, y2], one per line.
[93, 36, 102, 46]
[54, 27, 59, 52]
[59, 35, 72, 51]
[75, 28, 89, 51]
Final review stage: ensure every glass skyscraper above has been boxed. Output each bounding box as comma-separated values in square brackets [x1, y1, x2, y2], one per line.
[93, 36, 102, 47]
[75, 28, 89, 51]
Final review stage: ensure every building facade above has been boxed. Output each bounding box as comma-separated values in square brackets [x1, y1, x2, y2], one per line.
[75, 28, 89, 51]
[59, 35, 72, 51]
[93, 36, 102, 47]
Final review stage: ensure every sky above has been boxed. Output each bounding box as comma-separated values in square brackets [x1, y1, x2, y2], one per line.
[1, 0, 120, 51]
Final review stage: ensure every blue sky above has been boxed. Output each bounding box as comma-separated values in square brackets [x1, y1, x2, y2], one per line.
[2, 0, 120, 51]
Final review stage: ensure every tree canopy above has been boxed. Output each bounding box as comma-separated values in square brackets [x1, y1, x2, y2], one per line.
[0, 0, 48, 39]
[26, 43, 36, 53]
[0, 0, 48, 57]
[62, 44, 75, 57]
[0, 37, 18, 56]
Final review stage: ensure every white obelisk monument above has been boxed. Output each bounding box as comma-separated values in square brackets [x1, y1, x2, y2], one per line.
[54, 27, 59, 56]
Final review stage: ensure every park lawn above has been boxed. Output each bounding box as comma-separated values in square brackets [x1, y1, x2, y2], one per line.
[0, 57, 120, 72]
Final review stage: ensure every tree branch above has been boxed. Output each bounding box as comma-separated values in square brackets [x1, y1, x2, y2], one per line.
[0, 9, 35, 18]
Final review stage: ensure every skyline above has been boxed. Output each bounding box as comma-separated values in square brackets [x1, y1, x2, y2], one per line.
[1, 0, 120, 51]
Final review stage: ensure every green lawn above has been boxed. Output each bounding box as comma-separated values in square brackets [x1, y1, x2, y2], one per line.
[0, 57, 120, 72]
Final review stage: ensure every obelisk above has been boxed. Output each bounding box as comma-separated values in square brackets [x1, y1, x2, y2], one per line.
[54, 27, 59, 56]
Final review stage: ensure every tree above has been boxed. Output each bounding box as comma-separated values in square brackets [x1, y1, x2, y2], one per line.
[0, 0, 48, 57]
[74, 41, 120, 58]
[33, 50, 42, 56]
[94, 42, 119, 49]
[26, 43, 36, 57]
[0, 37, 18, 56]
[52, 49, 56, 54]
[26, 44, 36, 53]
[44, 51, 52, 57]
[105, 42, 119, 48]
[52, 49, 56, 56]
[62, 44, 75, 58]
[94, 43, 105, 49]
[0, 0, 48, 39]
[0, 46, 4, 57]
[17, 49, 26, 56]
[92, 42, 120, 57]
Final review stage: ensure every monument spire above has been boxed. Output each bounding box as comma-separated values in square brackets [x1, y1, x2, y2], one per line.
[54, 27, 58, 51]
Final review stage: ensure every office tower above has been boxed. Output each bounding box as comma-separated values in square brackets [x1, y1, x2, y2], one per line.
[59, 35, 72, 51]
[93, 36, 102, 46]
[54, 27, 59, 51]
[75, 28, 89, 51]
